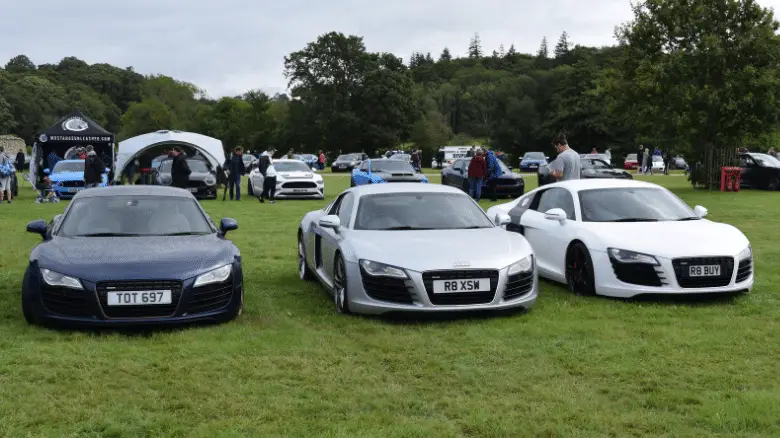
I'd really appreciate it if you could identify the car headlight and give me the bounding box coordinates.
[608,248,660,265]
[507,256,533,275]
[350,161,357,166]
[204,176,216,185]
[317,179,324,185]
[359,259,408,278]
[738,245,752,260]
[40,268,83,290]
[193,264,232,287]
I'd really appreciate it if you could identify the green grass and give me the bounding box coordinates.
[1,173,779,437]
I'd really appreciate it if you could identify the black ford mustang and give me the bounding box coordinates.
[538,157,633,187]
[441,157,525,198]
[22,185,243,328]
[738,153,780,190]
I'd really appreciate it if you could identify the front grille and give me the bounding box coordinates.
[185,280,233,315]
[672,257,735,288]
[497,179,519,187]
[390,173,414,177]
[59,181,83,188]
[40,285,95,318]
[422,270,499,305]
[610,260,666,287]
[736,258,752,283]
[360,268,414,304]
[96,280,182,318]
[187,180,206,188]
[283,181,317,189]
[504,272,534,300]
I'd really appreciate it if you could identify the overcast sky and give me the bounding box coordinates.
[1,0,779,98]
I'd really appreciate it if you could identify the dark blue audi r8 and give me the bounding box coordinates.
[21,185,243,328]
[350,159,428,186]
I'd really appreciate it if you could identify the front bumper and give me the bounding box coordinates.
[331,164,354,172]
[590,250,754,298]
[344,261,538,315]
[519,163,542,172]
[28,272,242,327]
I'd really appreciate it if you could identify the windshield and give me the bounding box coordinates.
[390,154,410,161]
[579,188,697,222]
[653,155,663,162]
[371,160,415,172]
[626,154,637,161]
[160,159,210,173]
[275,161,311,172]
[242,155,254,163]
[52,161,84,173]
[337,154,359,161]
[355,193,493,230]
[523,152,545,160]
[582,159,610,170]
[750,153,780,168]
[58,196,215,237]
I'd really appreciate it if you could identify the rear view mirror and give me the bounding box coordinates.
[26,219,48,240]
[693,205,708,218]
[218,217,238,237]
[544,208,567,224]
[495,213,511,227]
[319,215,341,231]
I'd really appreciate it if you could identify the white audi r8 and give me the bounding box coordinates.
[248,159,325,199]
[485,179,753,298]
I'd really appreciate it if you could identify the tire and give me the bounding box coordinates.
[767,178,779,191]
[565,242,596,296]
[21,269,41,325]
[333,255,351,314]
[247,180,254,196]
[298,235,315,281]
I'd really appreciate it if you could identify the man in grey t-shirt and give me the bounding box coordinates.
[548,134,581,181]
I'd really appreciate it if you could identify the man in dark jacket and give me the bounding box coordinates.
[15,150,25,173]
[467,149,488,201]
[169,146,191,189]
[226,147,246,200]
[83,145,105,188]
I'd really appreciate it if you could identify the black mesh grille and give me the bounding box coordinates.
[185,281,233,315]
[672,257,735,288]
[59,181,83,188]
[504,272,533,300]
[360,268,414,304]
[735,258,752,283]
[40,285,95,318]
[422,270,499,305]
[283,181,317,189]
[610,259,665,287]
[187,180,206,188]
[96,280,182,318]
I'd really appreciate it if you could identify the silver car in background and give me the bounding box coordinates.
[297,184,538,315]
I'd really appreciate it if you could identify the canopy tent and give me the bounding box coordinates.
[31,110,115,183]
[115,130,226,183]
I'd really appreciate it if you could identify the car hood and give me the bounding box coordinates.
[521,159,546,164]
[49,172,84,181]
[584,220,749,258]
[345,228,533,272]
[33,235,237,282]
[279,171,317,180]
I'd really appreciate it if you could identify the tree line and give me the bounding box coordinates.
[1,0,779,186]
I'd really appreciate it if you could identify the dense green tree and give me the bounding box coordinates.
[468,33,482,58]
[5,55,36,74]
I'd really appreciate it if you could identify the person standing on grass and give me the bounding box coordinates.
[169,146,191,189]
[486,149,502,202]
[83,145,104,188]
[258,150,277,203]
[15,150,25,175]
[467,148,488,202]
[0,147,14,203]
[548,134,581,181]
[637,145,644,174]
[226,147,246,201]
[663,151,672,175]
[318,150,325,170]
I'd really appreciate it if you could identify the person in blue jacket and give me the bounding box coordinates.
[485,150,503,202]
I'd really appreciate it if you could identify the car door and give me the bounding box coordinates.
[317,193,355,286]
[519,188,578,280]
[449,160,466,189]
[739,155,758,188]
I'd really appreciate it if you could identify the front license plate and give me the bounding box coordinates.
[339,165,346,169]
[292,188,309,192]
[107,290,172,306]
[688,265,720,277]
[189,188,198,193]
[433,278,490,294]
[67,188,82,193]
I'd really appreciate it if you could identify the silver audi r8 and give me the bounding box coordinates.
[297,183,538,315]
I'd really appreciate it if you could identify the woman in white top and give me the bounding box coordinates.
[260,151,277,203]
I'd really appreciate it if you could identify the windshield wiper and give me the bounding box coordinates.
[611,218,659,222]
[76,232,145,237]
[379,226,434,230]
[676,217,700,221]
[457,225,490,229]
[160,231,211,236]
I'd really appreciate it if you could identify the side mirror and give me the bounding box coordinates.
[318,215,341,231]
[693,205,708,218]
[495,213,511,227]
[43,168,50,175]
[543,208,568,224]
[26,219,48,239]
[546,157,550,161]
[218,217,238,237]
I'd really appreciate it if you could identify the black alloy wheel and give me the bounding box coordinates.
[565,243,596,296]
[333,255,351,314]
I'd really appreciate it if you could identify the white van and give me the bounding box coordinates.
[432,146,474,168]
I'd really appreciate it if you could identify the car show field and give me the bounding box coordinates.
[1,172,779,437]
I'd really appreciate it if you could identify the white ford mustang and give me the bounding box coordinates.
[248,159,325,199]
[485,179,754,298]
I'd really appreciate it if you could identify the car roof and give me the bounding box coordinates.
[346,182,462,196]
[274,159,308,163]
[72,185,196,199]
[543,179,660,193]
